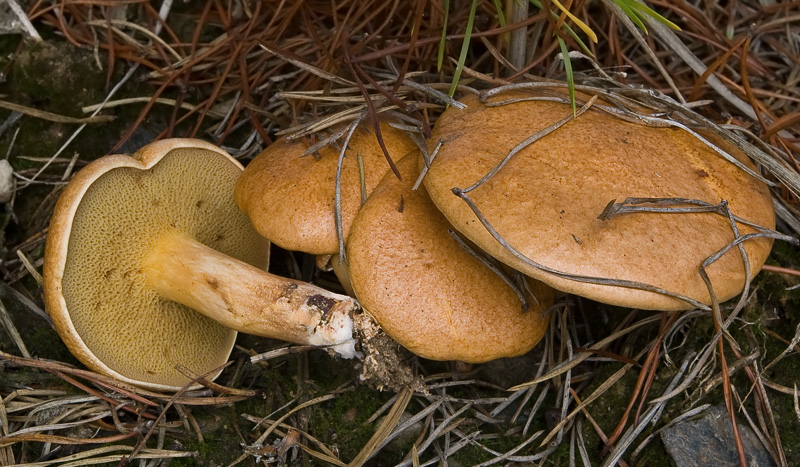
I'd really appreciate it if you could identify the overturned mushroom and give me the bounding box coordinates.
[347,152,554,362]
[44,139,359,391]
[423,88,775,310]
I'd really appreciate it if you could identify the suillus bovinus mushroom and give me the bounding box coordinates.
[423,88,775,311]
[44,139,359,391]
[234,118,419,256]
[347,152,554,362]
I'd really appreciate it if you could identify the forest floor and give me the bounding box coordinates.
[0,1,799,466]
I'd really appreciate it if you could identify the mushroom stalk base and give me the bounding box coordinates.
[145,232,359,358]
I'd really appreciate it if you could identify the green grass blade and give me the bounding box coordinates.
[448,0,478,96]
[613,0,647,32]
[527,0,593,57]
[493,0,507,28]
[437,0,450,71]
[558,36,576,116]
[560,18,593,56]
[551,0,597,42]
[613,0,681,32]
[628,0,681,30]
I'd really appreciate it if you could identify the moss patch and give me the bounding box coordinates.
[13,41,105,116]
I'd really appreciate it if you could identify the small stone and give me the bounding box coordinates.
[0,2,25,36]
[0,160,14,204]
[661,405,776,467]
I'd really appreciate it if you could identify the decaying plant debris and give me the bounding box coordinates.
[0,1,799,466]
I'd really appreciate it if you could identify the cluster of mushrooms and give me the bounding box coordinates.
[43,86,776,392]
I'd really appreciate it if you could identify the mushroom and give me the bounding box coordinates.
[234,119,419,255]
[347,151,553,362]
[44,139,359,391]
[423,89,775,310]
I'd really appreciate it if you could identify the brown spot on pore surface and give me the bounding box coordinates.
[696,169,710,178]
[397,195,405,213]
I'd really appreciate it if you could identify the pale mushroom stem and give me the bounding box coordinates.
[144,232,360,358]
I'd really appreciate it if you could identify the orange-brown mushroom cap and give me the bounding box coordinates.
[347,152,553,362]
[234,119,418,255]
[423,89,775,310]
[44,139,270,391]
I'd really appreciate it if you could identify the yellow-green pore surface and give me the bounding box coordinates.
[423,90,775,310]
[59,148,268,388]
